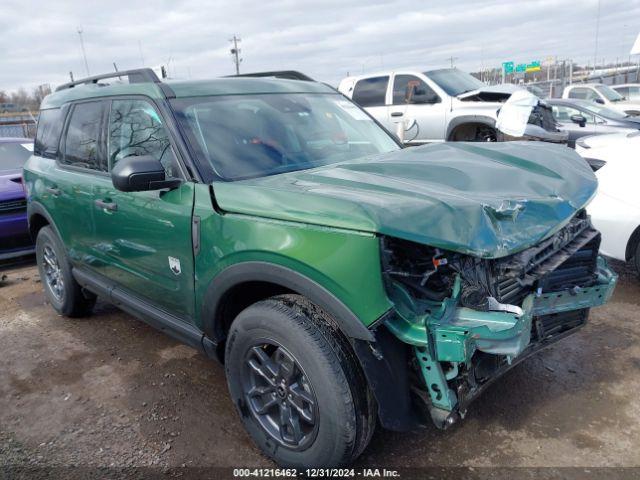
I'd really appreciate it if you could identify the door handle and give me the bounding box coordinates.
[390,112,404,117]
[45,187,61,196]
[95,199,118,212]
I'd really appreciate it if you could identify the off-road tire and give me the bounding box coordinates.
[36,226,96,317]
[634,242,640,279]
[225,294,376,467]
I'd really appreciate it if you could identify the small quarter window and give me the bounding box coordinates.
[34,108,63,158]
[61,101,106,171]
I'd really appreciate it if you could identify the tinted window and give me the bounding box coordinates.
[61,102,106,171]
[34,108,63,158]
[108,99,179,177]
[352,76,389,107]
[0,142,32,172]
[172,93,399,181]
[393,75,438,105]
[568,88,597,101]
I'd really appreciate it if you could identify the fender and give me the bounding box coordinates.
[27,201,64,243]
[201,261,375,343]
[446,114,496,140]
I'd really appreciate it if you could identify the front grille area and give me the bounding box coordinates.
[0,198,27,214]
[531,308,589,342]
[489,215,600,305]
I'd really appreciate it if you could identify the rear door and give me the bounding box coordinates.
[44,100,108,264]
[91,97,196,320]
[351,76,392,131]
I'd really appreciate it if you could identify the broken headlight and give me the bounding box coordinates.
[380,236,495,310]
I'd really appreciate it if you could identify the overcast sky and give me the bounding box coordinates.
[1,0,638,93]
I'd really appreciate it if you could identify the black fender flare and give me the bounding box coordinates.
[446,115,496,140]
[201,261,375,343]
[27,201,63,242]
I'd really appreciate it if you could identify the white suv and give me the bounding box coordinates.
[338,68,566,145]
[562,83,640,116]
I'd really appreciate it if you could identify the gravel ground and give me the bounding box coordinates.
[1,258,639,479]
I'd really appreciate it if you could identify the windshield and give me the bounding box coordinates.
[171,93,399,181]
[423,68,486,96]
[577,101,629,119]
[0,142,32,172]
[594,85,625,102]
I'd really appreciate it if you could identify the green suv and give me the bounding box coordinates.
[24,69,617,467]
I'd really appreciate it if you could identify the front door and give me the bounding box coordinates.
[388,74,447,143]
[91,98,196,320]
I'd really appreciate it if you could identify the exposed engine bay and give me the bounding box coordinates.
[380,211,614,428]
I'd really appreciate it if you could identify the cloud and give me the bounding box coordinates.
[0,0,638,93]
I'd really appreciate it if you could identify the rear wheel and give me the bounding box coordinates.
[225,294,375,467]
[36,226,96,317]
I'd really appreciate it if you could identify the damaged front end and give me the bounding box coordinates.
[381,211,617,428]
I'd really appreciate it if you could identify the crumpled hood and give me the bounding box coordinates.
[457,83,523,101]
[214,142,597,258]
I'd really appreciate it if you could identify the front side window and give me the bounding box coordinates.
[61,101,106,171]
[352,76,389,107]
[34,108,63,158]
[171,93,399,181]
[392,75,438,105]
[107,99,179,177]
[552,105,595,124]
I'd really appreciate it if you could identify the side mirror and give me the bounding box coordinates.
[111,155,181,192]
[594,98,605,105]
[570,114,587,127]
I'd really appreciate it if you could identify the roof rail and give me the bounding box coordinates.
[55,68,162,92]
[229,70,315,82]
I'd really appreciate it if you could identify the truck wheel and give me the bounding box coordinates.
[225,294,375,467]
[36,226,96,317]
[634,242,640,278]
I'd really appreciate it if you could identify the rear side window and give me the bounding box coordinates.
[568,88,597,101]
[352,76,389,107]
[61,101,106,171]
[34,108,63,158]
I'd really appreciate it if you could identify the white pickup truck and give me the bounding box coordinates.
[338,68,567,145]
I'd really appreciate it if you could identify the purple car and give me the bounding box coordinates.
[1,137,34,260]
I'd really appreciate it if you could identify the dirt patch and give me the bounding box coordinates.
[1,259,639,473]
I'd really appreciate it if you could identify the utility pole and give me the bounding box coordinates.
[77,26,90,77]
[593,0,601,72]
[447,56,459,68]
[229,35,242,75]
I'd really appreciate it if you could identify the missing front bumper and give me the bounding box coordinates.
[386,256,617,428]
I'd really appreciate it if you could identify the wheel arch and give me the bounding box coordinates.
[201,261,376,350]
[27,201,61,242]
[625,224,640,261]
[446,115,497,141]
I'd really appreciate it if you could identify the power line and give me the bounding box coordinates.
[229,35,242,75]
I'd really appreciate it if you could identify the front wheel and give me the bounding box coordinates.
[225,295,375,467]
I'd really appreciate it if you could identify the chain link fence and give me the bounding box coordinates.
[0,114,36,139]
